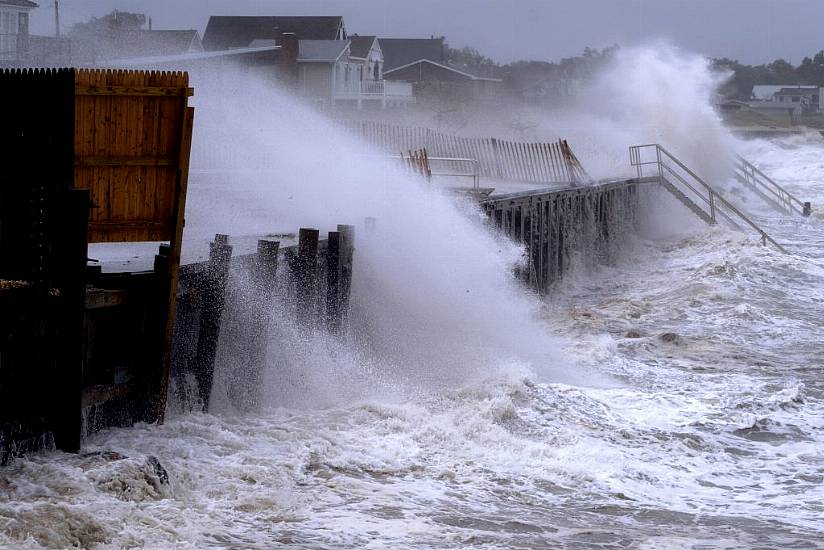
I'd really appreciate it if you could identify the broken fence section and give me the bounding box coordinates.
[341,120,590,184]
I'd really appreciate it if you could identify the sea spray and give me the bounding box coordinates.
[183,73,579,411]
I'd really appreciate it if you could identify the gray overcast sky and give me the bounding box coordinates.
[31,0,824,65]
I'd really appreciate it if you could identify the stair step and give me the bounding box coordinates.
[660,177,714,224]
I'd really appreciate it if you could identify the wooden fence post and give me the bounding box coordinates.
[193,234,232,410]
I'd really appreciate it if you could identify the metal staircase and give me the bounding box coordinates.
[733,155,811,217]
[629,144,788,253]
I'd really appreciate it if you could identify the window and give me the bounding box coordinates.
[792,96,800,102]
[18,12,28,35]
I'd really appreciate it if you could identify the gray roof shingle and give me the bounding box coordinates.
[0,0,38,8]
[202,16,344,50]
[378,38,444,71]
[349,35,376,59]
[298,39,349,62]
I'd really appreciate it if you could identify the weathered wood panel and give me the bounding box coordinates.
[73,69,193,243]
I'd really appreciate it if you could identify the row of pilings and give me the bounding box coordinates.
[166,226,355,416]
[481,180,642,294]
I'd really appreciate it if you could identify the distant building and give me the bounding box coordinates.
[349,35,382,82]
[201,17,413,108]
[202,16,346,50]
[379,37,502,101]
[750,84,822,113]
[773,86,823,113]
[0,0,36,64]
[379,37,446,73]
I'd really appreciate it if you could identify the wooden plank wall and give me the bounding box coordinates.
[73,69,193,243]
[341,120,590,184]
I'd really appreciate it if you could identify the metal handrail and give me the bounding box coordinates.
[734,155,808,216]
[629,144,787,253]
[427,156,480,189]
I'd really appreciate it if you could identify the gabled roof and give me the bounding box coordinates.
[298,40,349,63]
[0,0,38,8]
[379,38,444,71]
[349,35,377,59]
[383,58,502,82]
[202,16,345,51]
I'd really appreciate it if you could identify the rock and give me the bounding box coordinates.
[147,456,169,485]
[625,330,642,338]
[81,451,127,462]
[658,332,683,345]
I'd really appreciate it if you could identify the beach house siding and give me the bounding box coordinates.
[0,0,35,63]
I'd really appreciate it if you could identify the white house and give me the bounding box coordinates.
[295,38,412,108]
[0,0,36,63]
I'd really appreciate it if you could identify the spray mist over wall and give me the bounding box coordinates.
[183,70,576,410]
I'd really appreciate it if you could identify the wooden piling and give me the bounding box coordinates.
[242,239,279,411]
[137,243,172,423]
[326,231,342,334]
[294,228,320,325]
[193,234,232,410]
[337,225,355,326]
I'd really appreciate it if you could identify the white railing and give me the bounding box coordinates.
[335,80,413,99]
[384,80,413,97]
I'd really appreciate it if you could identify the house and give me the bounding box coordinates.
[349,35,382,82]
[295,38,352,102]
[292,37,412,108]
[201,17,412,108]
[772,86,823,113]
[379,37,502,101]
[202,16,346,50]
[380,37,446,72]
[751,84,822,113]
[0,0,36,64]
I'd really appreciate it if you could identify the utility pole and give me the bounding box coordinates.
[54,0,60,37]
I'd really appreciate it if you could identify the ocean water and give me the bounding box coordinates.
[1,133,823,549]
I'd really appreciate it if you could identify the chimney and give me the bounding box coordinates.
[277,32,300,86]
[279,32,298,64]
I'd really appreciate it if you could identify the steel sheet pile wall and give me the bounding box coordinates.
[481,180,642,294]
[0,68,84,460]
[341,120,589,184]
[170,227,355,414]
